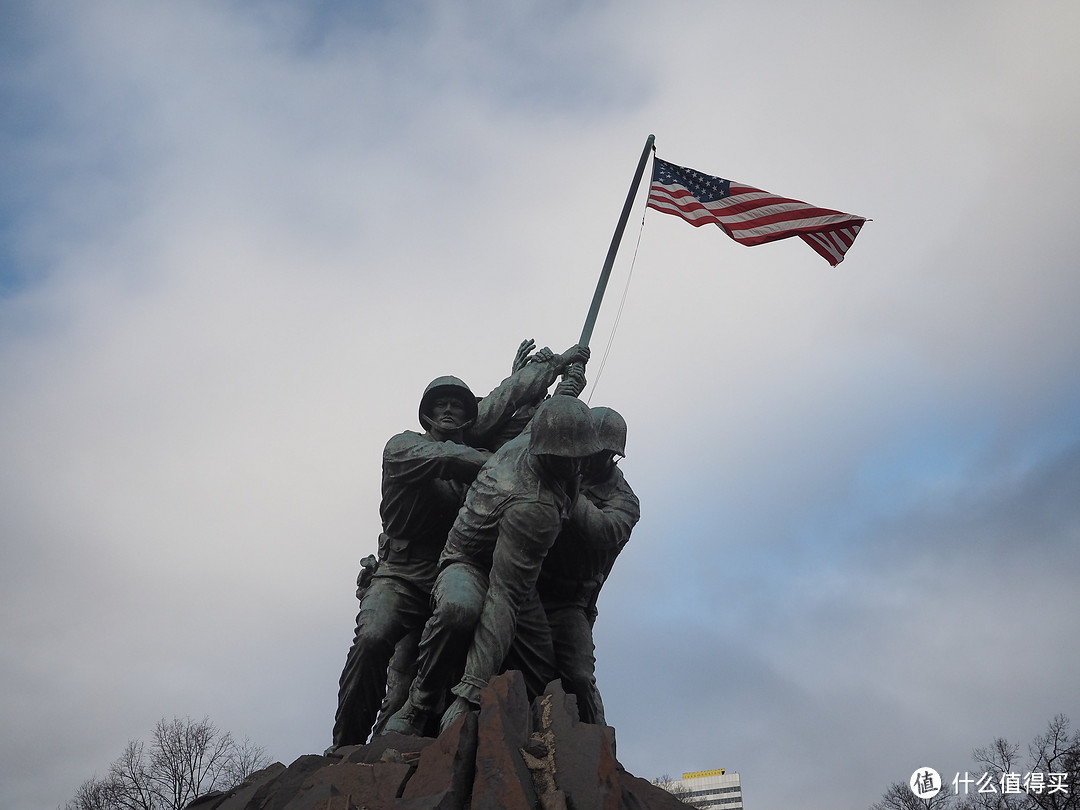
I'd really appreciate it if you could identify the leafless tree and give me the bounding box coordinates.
[64,716,271,810]
[870,780,963,810]
[64,776,115,810]
[871,716,1079,810]
[1026,715,1080,810]
[964,736,1028,810]
[651,774,710,809]
[223,735,274,789]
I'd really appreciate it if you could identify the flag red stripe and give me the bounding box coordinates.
[647,163,867,267]
[650,185,853,230]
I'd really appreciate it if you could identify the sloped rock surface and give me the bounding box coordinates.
[188,672,688,810]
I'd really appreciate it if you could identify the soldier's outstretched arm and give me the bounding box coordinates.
[472,345,579,443]
[383,432,490,485]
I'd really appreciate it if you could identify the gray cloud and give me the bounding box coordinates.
[2,2,1079,809]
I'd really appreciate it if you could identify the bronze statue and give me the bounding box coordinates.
[537,406,639,725]
[383,395,602,737]
[332,343,590,747]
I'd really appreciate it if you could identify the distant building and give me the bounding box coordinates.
[667,769,743,809]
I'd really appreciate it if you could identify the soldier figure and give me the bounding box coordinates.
[384,395,602,737]
[538,406,639,725]
[332,345,590,747]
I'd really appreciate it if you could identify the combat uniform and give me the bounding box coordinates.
[386,397,601,736]
[332,360,571,747]
[538,465,639,725]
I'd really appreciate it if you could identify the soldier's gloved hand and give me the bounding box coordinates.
[512,339,536,374]
[554,364,587,397]
[356,554,379,600]
[532,346,555,364]
[557,344,590,370]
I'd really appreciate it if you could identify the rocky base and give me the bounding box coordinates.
[188,671,688,810]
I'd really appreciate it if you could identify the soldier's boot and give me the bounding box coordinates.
[439,695,477,734]
[381,698,432,738]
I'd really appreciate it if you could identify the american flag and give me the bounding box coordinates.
[647,157,867,266]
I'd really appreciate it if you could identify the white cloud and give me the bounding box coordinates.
[2,2,1080,808]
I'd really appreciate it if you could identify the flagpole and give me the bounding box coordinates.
[578,133,655,347]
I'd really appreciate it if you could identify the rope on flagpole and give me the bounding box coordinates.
[573,134,655,402]
[586,205,649,405]
[577,134,655,348]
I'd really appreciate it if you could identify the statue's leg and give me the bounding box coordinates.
[384,563,486,736]
[547,605,604,725]
[452,523,553,707]
[371,629,420,736]
[502,591,556,701]
[332,576,418,746]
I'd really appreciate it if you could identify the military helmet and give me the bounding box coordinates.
[590,406,627,457]
[528,396,602,458]
[418,375,478,430]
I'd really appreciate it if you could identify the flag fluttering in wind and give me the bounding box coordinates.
[647,157,867,266]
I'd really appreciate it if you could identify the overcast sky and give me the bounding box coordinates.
[2,2,1079,809]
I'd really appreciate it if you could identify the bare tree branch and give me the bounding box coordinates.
[871,780,965,810]
[63,716,272,810]
[871,716,1080,810]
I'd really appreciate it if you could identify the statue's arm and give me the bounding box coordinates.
[471,343,592,444]
[569,477,640,551]
[382,432,490,485]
